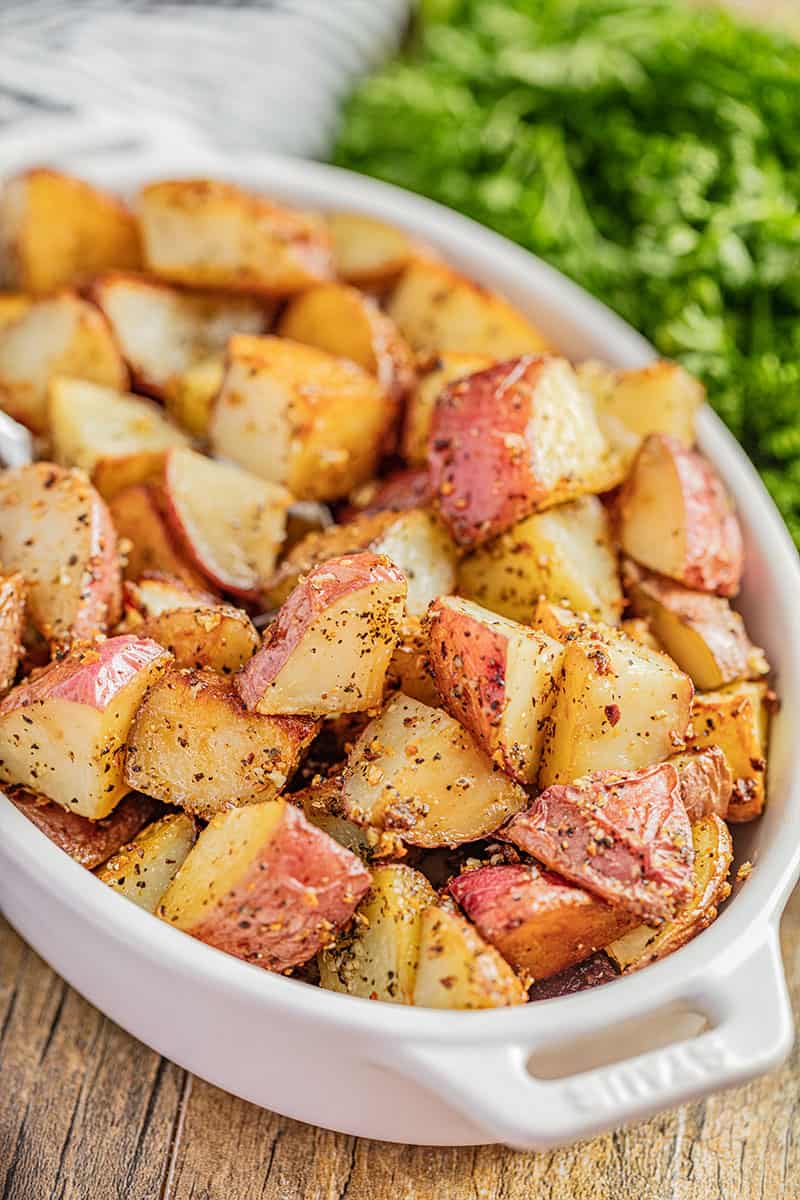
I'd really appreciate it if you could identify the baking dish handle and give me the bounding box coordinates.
[394,929,793,1150]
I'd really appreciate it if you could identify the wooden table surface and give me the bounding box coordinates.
[3,1,799,1196]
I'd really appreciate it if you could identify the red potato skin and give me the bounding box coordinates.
[236,551,406,711]
[428,357,550,546]
[0,573,25,694]
[426,597,507,757]
[341,467,433,521]
[9,789,158,868]
[675,747,732,823]
[187,804,371,971]
[504,764,694,923]
[0,633,168,715]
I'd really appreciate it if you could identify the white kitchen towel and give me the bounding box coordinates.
[0,0,410,162]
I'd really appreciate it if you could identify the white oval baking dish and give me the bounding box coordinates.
[1,139,799,1151]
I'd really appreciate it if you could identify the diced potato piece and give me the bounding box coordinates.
[0,635,171,818]
[48,378,188,500]
[539,623,694,787]
[0,293,127,433]
[341,694,528,848]
[385,616,440,708]
[238,552,406,716]
[0,294,31,328]
[606,815,732,972]
[327,211,415,285]
[450,864,634,981]
[108,483,209,589]
[319,864,437,1002]
[457,495,622,625]
[159,798,371,971]
[618,434,743,597]
[505,763,694,923]
[427,596,563,784]
[297,775,405,862]
[138,179,332,294]
[624,562,765,690]
[161,446,291,599]
[413,905,527,1009]
[578,360,703,449]
[386,258,550,356]
[0,169,140,293]
[10,790,158,869]
[125,667,318,819]
[429,357,610,546]
[344,466,432,520]
[211,334,393,501]
[402,352,493,466]
[134,604,259,674]
[97,812,197,911]
[92,273,271,397]
[688,682,769,822]
[0,572,25,695]
[0,462,121,644]
[264,512,396,609]
[278,282,415,405]
[670,746,733,823]
[163,354,224,437]
[122,574,218,620]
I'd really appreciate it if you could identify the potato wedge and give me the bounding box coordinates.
[341,694,528,848]
[0,573,25,695]
[457,495,622,625]
[297,774,405,862]
[623,561,764,690]
[413,905,527,1009]
[92,273,271,397]
[238,552,406,716]
[9,789,158,869]
[0,292,128,433]
[138,178,332,294]
[97,812,197,911]
[327,211,415,285]
[578,360,703,449]
[402,352,493,466]
[427,596,563,784]
[0,635,171,818]
[505,763,694,923]
[49,378,188,500]
[688,681,769,822]
[211,334,393,501]
[159,798,371,971]
[0,462,121,644]
[539,623,694,787]
[163,354,224,437]
[606,815,732,972]
[0,168,140,293]
[108,483,209,589]
[125,666,318,819]
[318,864,437,1002]
[449,864,634,981]
[160,446,291,599]
[429,357,610,546]
[670,746,732,823]
[122,574,218,620]
[386,258,550,356]
[618,434,743,597]
[134,604,259,674]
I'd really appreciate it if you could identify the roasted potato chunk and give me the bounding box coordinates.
[0,572,25,695]
[344,466,432,520]
[413,905,527,1009]
[327,211,415,285]
[402,352,493,466]
[578,360,703,449]
[296,774,405,862]
[97,812,197,911]
[319,864,437,1002]
[688,682,769,822]
[0,294,31,328]
[670,746,733,822]
[341,694,528,848]
[132,604,259,674]
[163,354,224,437]
[10,790,158,869]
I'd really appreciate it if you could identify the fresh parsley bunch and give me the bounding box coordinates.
[334,0,800,546]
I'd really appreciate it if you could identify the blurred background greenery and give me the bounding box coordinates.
[334,0,800,546]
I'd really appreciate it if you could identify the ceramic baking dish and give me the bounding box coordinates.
[1,136,799,1150]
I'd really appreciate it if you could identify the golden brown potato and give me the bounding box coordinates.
[10,790,158,869]
[133,604,259,674]
[163,354,224,437]
[0,168,140,293]
[210,334,393,501]
[386,258,550,356]
[0,294,31,328]
[0,572,25,695]
[318,864,437,1002]
[413,905,528,1009]
[327,211,415,285]
[457,495,622,625]
[48,378,188,500]
[341,694,528,848]
[578,360,703,449]
[620,617,662,652]
[120,574,218,622]
[402,352,493,466]
[449,864,634,981]
[0,292,128,433]
[125,666,318,819]
[606,815,732,972]
[92,273,272,397]
[158,798,371,971]
[530,598,589,642]
[97,812,197,911]
[108,483,209,590]
[539,622,694,788]
[688,681,769,822]
[296,774,406,862]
